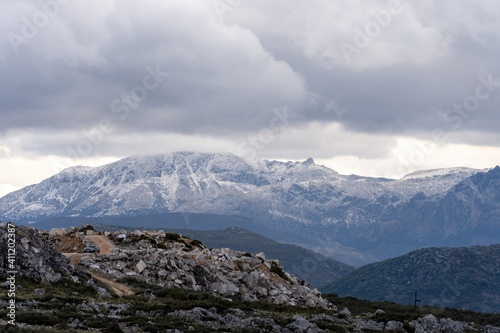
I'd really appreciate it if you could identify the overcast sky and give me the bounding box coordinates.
[1,0,500,197]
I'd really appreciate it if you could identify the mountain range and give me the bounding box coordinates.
[1,151,499,265]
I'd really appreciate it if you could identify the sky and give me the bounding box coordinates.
[1,0,500,197]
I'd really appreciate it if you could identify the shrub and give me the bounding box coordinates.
[103,322,124,333]
[190,239,203,248]
[270,264,291,283]
[164,233,181,241]
[78,225,97,235]
[16,312,60,326]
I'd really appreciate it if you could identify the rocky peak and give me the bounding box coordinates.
[303,157,315,166]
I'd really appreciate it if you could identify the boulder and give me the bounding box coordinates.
[136,260,147,273]
[210,282,227,295]
[255,252,266,261]
[386,321,403,331]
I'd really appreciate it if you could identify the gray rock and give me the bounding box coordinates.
[157,269,169,279]
[34,288,46,295]
[254,286,268,297]
[97,287,112,299]
[136,260,147,273]
[243,272,260,289]
[287,315,321,332]
[305,297,316,307]
[385,321,403,331]
[355,319,385,331]
[210,282,227,295]
[340,307,351,316]
[274,294,289,304]
[255,252,266,261]
[79,256,93,265]
[0,225,90,283]
[269,289,280,296]
[110,253,128,261]
[130,254,143,261]
[230,308,246,317]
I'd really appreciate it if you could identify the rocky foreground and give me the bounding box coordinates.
[42,226,332,308]
[1,223,500,332]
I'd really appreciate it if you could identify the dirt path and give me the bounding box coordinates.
[86,235,115,254]
[88,271,135,296]
[63,235,133,297]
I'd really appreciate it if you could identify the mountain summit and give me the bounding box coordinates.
[0,152,496,265]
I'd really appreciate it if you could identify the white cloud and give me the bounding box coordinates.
[318,137,500,179]
[0,154,120,198]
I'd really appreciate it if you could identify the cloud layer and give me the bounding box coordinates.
[1,0,500,196]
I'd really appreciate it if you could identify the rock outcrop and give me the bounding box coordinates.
[0,223,89,283]
[64,228,334,309]
[409,314,476,333]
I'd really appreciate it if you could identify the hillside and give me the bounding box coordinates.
[323,244,500,313]
[2,223,500,332]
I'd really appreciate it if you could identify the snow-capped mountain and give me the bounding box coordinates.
[0,152,496,264]
[0,152,476,222]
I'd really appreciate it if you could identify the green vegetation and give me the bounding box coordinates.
[189,238,203,248]
[164,232,181,241]
[156,242,167,249]
[0,273,499,332]
[270,263,292,283]
[324,294,500,327]
[78,224,98,235]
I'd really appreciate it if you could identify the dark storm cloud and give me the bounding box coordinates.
[227,0,500,142]
[1,0,499,159]
[0,0,306,139]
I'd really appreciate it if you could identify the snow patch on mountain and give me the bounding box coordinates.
[0,152,483,226]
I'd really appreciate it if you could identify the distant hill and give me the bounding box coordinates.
[323,244,500,313]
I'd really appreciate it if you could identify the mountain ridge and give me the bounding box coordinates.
[0,151,496,265]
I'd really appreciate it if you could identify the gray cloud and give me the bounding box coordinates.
[1,0,499,161]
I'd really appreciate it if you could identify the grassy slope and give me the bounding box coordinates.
[1,273,499,332]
